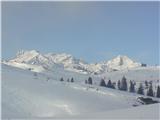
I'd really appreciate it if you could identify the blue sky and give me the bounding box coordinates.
[2,2,159,65]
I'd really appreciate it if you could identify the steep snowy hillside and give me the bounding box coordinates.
[3,64,159,119]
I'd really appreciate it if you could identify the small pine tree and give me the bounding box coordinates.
[28,68,32,71]
[137,83,144,95]
[88,77,92,85]
[120,76,127,91]
[60,77,64,82]
[117,80,121,90]
[145,80,148,88]
[100,79,107,87]
[67,78,70,82]
[156,86,160,98]
[147,84,154,97]
[105,80,115,89]
[71,77,74,82]
[129,80,135,93]
[107,80,112,88]
[129,80,132,92]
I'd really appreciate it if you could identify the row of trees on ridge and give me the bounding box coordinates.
[59,76,160,98]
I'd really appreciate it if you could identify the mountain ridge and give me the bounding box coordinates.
[3,50,144,74]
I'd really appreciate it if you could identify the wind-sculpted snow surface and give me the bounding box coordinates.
[3,64,158,119]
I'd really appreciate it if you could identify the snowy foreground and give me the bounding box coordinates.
[2,64,160,119]
[70,103,160,119]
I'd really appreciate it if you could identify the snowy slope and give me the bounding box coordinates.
[3,64,158,119]
[99,66,160,82]
[71,103,160,119]
[2,60,45,72]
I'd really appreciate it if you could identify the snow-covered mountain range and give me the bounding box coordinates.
[2,50,160,119]
[3,50,143,74]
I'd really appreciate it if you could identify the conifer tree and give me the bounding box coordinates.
[156,86,160,98]
[88,77,92,85]
[147,83,154,97]
[118,80,121,90]
[60,77,64,82]
[71,77,74,82]
[129,80,135,93]
[120,76,128,91]
[100,79,107,87]
[106,80,115,89]
[107,80,112,88]
[145,80,148,88]
[137,83,144,95]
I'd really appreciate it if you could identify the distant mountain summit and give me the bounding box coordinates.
[3,50,143,74]
[106,55,141,71]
